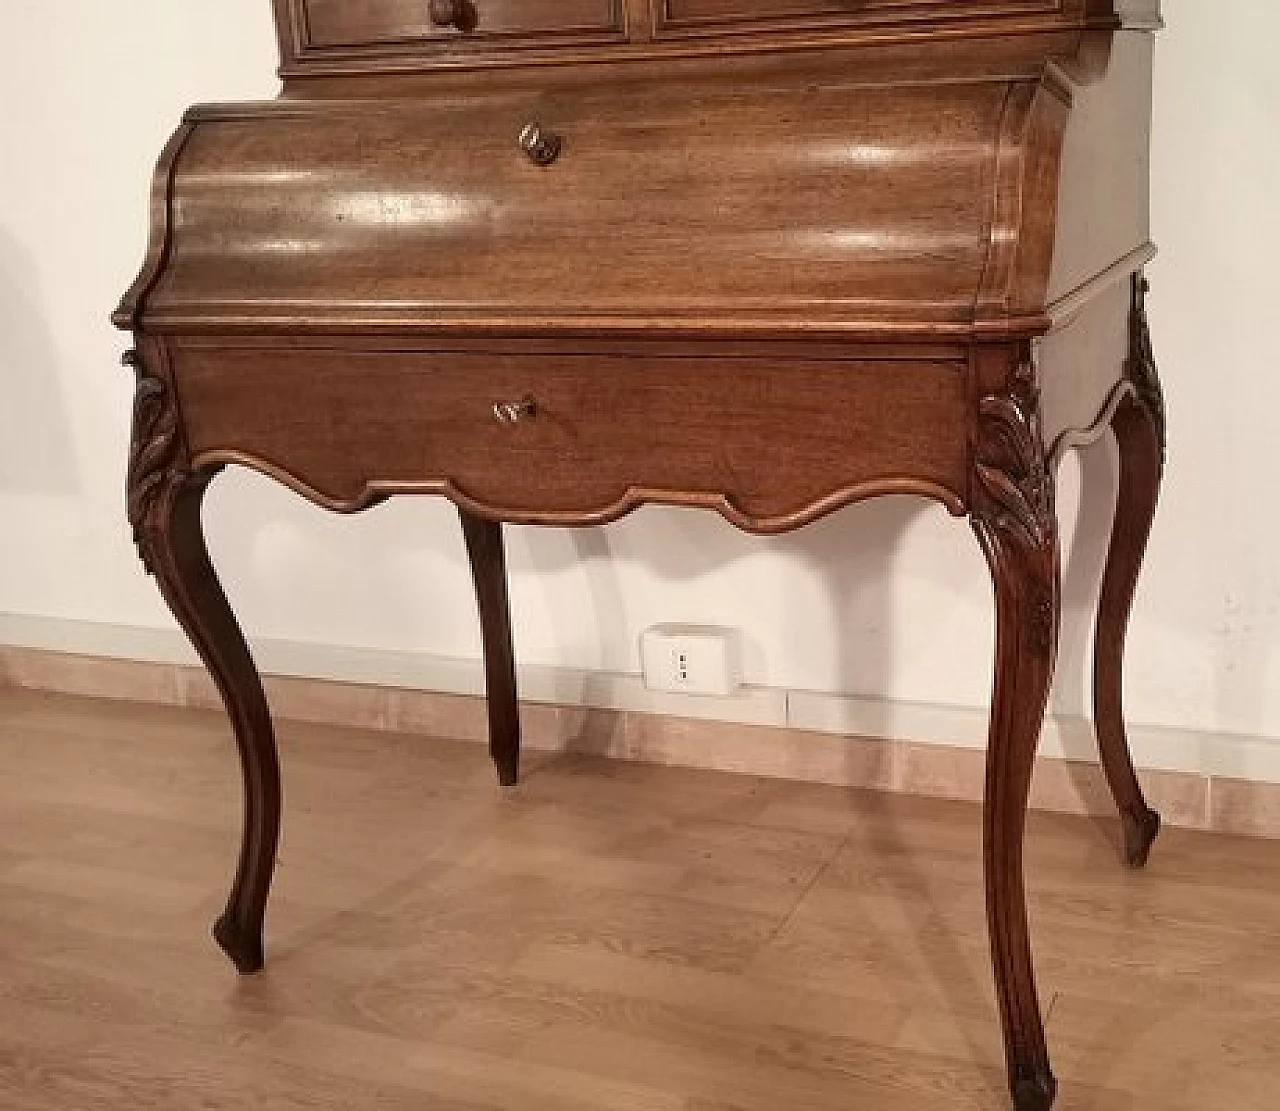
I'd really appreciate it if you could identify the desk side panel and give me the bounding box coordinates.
[1038,277,1131,456]
[1047,29,1155,306]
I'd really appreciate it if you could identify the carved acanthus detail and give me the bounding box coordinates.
[124,349,186,573]
[971,359,1059,655]
[973,360,1055,552]
[1126,273,1166,460]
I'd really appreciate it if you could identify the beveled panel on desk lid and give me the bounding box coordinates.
[138,79,1032,334]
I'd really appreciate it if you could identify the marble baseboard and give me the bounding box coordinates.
[3,644,1276,841]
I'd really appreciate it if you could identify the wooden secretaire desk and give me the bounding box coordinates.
[115,3,1167,1107]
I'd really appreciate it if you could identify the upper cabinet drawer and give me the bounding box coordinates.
[653,0,1067,38]
[286,0,626,60]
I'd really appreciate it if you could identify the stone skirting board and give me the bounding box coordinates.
[3,641,1280,842]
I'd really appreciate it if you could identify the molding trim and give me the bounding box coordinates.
[1,611,1277,777]
[3,613,1280,839]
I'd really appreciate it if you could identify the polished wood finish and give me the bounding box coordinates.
[127,83,1024,333]
[299,0,623,50]
[125,345,281,975]
[971,352,1062,1111]
[173,345,969,527]
[270,0,1160,75]
[115,5,1165,1107]
[1093,278,1164,869]
[5,689,1279,1111]
[459,509,521,785]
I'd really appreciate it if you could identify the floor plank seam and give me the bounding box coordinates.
[6,690,1280,1109]
[1044,988,1062,1026]
[754,827,853,957]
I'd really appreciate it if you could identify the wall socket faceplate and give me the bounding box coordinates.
[640,624,742,697]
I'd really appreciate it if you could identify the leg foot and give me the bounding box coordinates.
[495,754,520,789]
[459,509,522,787]
[213,912,265,975]
[1013,1060,1058,1111]
[1092,275,1166,869]
[1121,806,1161,869]
[127,354,282,975]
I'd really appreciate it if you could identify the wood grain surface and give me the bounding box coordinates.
[173,345,969,525]
[271,0,1160,74]
[0,686,1274,1111]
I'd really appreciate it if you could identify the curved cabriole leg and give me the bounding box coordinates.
[126,352,281,974]
[1093,395,1162,866]
[459,509,521,786]
[972,362,1061,1111]
[144,472,282,973]
[1092,275,1165,868]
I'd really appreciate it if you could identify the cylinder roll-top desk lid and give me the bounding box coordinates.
[115,0,1163,341]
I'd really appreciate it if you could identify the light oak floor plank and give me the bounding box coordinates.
[1,687,1278,1109]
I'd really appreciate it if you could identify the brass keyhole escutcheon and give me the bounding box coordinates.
[493,397,538,425]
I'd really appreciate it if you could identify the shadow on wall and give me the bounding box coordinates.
[516,497,928,724]
[780,496,946,701]
[519,472,1118,710]
[1056,442,1120,729]
[511,438,1129,814]
[0,226,79,495]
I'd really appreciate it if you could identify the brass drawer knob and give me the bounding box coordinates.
[428,0,475,30]
[518,123,562,167]
[493,397,538,425]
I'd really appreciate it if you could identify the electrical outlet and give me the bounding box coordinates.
[640,625,742,697]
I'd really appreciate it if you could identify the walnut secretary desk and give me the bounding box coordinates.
[115,2,1168,1107]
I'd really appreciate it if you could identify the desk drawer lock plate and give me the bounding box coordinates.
[518,123,562,166]
[492,397,538,425]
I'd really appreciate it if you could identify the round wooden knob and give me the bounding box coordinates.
[518,123,562,167]
[429,0,473,30]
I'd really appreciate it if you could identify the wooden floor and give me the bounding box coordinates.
[2,689,1279,1110]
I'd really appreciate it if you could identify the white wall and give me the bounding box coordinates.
[0,2,1277,763]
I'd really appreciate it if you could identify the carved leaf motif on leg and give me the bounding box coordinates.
[1127,274,1166,460]
[974,362,1055,549]
[123,349,188,574]
[972,359,1058,633]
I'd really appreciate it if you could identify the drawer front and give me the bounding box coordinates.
[175,348,969,529]
[653,0,1064,38]
[296,0,625,53]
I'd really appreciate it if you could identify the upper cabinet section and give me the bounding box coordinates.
[273,0,1159,76]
